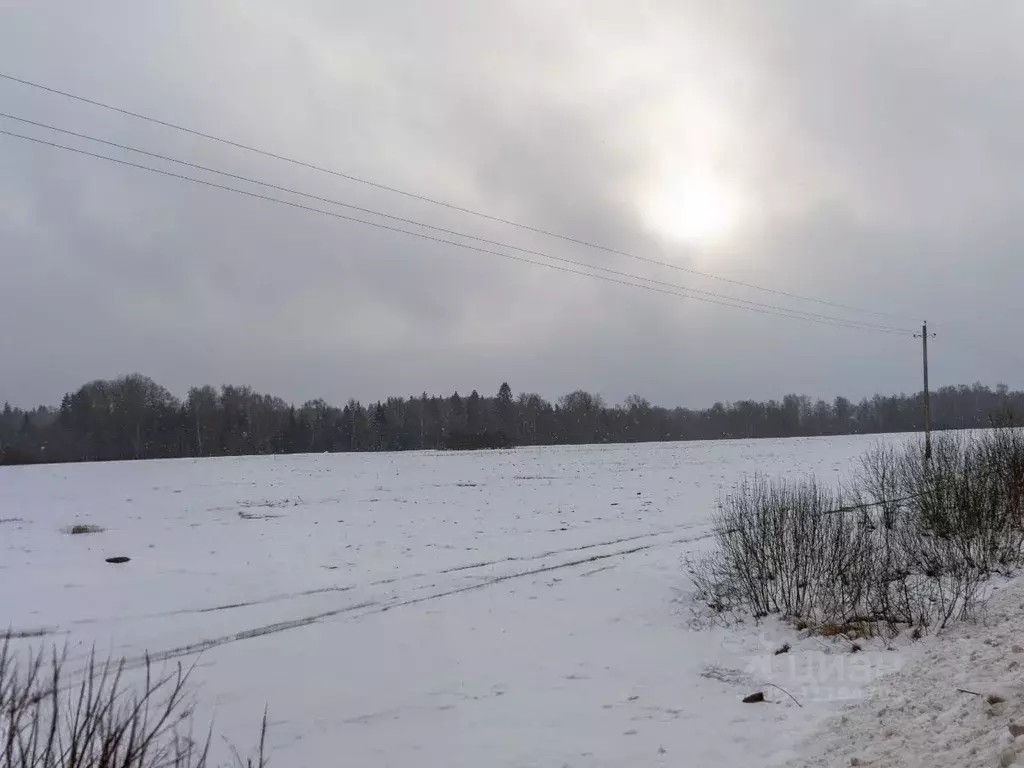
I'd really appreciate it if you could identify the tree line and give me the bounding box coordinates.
[0,374,1020,465]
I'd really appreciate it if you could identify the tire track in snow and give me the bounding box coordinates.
[51,521,712,632]
[55,599,380,682]
[133,599,379,666]
[85,526,716,672]
[64,583,360,627]
[367,528,717,616]
[431,526,700,575]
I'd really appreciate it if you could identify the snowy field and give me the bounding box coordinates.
[0,434,966,766]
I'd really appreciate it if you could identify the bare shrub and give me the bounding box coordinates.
[691,429,1024,636]
[851,429,1024,631]
[0,640,267,768]
[690,475,874,626]
[858,429,1024,576]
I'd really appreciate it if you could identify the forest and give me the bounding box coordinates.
[0,375,1020,464]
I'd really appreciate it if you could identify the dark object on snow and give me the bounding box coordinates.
[67,524,104,535]
[742,692,765,703]
[105,556,130,564]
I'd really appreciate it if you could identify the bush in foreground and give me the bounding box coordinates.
[0,641,267,768]
[689,428,1024,635]
[858,429,1024,576]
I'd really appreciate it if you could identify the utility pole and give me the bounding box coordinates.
[914,321,936,460]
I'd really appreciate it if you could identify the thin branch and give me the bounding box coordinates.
[764,681,804,708]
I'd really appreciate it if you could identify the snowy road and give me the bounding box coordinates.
[1,436,903,766]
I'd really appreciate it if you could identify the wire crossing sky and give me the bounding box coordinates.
[0,70,920,325]
[1,2,1021,407]
[0,116,915,335]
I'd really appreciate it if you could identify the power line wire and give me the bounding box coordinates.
[0,70,919,323]
[0,112,915,335]
[0,127,914,336]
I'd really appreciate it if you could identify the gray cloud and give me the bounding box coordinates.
[2,1,1023,409]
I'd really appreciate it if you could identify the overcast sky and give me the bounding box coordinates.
[2,1,1023,409]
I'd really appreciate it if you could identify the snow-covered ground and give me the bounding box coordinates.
[787,574,1024,768]
[0,435,963,766]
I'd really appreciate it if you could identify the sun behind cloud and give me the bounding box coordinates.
[640,171,744,247]
[632,93,754,251]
